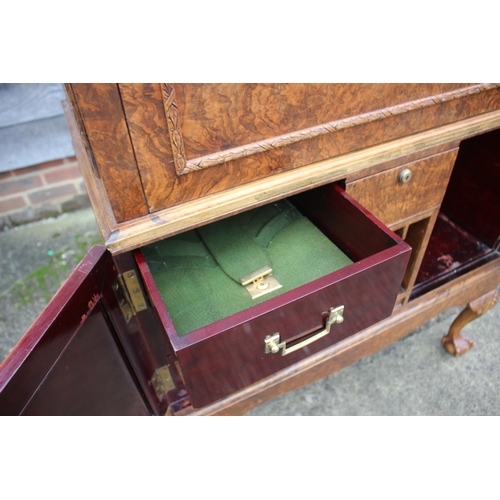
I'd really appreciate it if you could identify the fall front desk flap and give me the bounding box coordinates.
[143,200,353,336]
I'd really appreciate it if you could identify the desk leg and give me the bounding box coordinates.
[442,289,499,356]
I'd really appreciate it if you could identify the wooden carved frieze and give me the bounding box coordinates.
[162,83,500,176]
[161,84,188,176]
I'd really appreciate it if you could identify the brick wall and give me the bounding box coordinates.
[0,156,90,229]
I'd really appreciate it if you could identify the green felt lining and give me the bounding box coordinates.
[144,203,353,337]
[197,218,271,283]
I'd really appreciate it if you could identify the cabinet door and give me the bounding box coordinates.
[0,246,151,416]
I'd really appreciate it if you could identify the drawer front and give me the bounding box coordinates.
[345,150,458,226]
[137,185,411,409]
[176,249,409,408]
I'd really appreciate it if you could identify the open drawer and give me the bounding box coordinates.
[135,184,411,408]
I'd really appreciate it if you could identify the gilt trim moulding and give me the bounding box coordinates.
[162,83,500,176]
[104,109,500,254]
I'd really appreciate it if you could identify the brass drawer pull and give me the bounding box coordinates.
[264,306,344,356]
[398,168,412,184]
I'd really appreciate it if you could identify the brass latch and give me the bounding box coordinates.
[112,270,148,323]
[151,365,175,401]
[239,265,282,299]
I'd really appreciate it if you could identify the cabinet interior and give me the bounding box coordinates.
[409,129,500,300]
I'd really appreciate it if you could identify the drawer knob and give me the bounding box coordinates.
[264,305,344,356]
[399,168,412,184]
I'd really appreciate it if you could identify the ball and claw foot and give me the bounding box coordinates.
[441,289,499,357]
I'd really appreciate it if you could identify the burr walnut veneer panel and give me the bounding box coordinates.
[68,84,500,225]
[346,149,458,227]
[125,84,500,213]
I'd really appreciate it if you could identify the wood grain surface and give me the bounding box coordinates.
[132,83,500,212]
[442,289,499,356]
[174,84,470,162]
[346,149,458,226]
[70,83,500,218]
[68,84,149,223]
[65,84,500,251]
[96,110,500,254]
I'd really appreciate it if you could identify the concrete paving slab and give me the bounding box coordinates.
[0,208,102,360]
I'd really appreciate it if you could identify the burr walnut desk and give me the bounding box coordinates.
[1,84,499,415]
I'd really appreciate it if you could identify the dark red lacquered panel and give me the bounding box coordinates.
[292,184,397,261]
[177,247,409,408]
[441,128,500,248]
[0,246,150,416]
[22,303,150,416]
[415,213,492,285]
[411,213,500,300]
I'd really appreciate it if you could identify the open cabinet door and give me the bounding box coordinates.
[0,246,152,416]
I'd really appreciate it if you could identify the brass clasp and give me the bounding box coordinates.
[239,265,282,299]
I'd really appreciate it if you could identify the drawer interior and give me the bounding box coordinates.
[135,183,410,407]
[139,183,404,339]
[142,199,353,336]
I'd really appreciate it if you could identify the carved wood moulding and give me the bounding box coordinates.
[161,84,188,177]
[161,83,500,176]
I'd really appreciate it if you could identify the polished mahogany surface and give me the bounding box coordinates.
[410,128,500,300]
[21,303,151,416]
[0,246,150,416]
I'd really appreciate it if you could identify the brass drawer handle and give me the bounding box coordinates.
[264,306,344,356]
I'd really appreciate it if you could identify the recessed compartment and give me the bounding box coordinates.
[135,184,411,408]
[411,129,500,299]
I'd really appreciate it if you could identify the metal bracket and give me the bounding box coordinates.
[112,270,148,323]
[151,366,175,401]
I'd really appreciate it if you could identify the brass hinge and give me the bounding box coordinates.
[151,365,175,401]
[112,269,148,323]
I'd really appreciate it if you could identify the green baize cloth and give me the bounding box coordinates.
[143,200,353,336]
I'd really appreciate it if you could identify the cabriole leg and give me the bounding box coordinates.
[442,289,499,356]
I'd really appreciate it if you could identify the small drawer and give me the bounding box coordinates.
[345,150,457,227]
[136,184,411,408]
